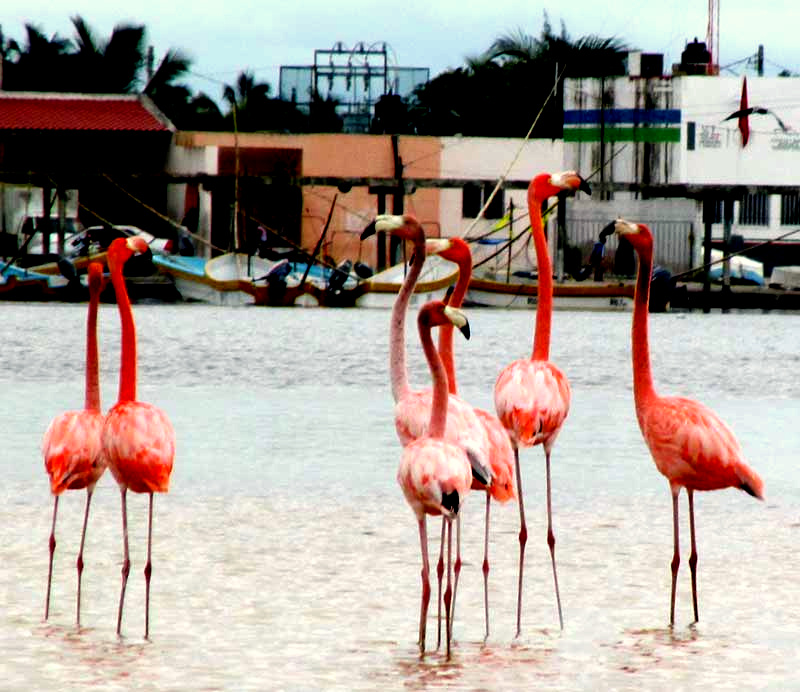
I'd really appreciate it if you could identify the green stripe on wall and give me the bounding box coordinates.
[564,127,681,143]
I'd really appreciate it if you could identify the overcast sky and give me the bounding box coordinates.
[3,0,797,101]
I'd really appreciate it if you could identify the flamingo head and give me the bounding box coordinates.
[360,213,424,243]
[107,235,152,272]
[529,170,591,205]
[611,218,653,254]
[418,300,470,340]
[425,237,471,268]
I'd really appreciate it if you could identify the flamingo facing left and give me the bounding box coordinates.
[102,236,175,639]
[398,300,473,659]
[609,218,765,626]
[42,261,106,626]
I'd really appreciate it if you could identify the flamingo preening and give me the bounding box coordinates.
[42,261,106,626]
[102,236,175,638]
[608,218,764,626]
[397,300,472,658]
[435,237,516,641]
[494,171,591,635]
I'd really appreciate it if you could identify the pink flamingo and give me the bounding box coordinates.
[42,261,106,626]
[101,236,175,638]
[436,237,516,641]
[494,170,591,635]
[397,299,473,658]
[609,218,764,626]
[361,216,491,648]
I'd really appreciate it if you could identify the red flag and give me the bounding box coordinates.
[738,77,750,147]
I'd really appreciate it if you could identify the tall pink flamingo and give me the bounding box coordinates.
[397,299,472,658]
[102,236,175,639]
[609,218,764,625]
[494,170,591,635]
[435,237,516,641]
[361,216,491,648]
[42,261,106,626]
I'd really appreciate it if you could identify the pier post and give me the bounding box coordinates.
[702,198,714,314]
[722,197,734,313]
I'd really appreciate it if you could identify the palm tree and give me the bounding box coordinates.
[2,23,71,91]
[68,15,145,93]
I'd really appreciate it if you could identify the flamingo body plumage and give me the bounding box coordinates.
[103,401,174,494]
[494,359,570,451]
[611,217,764,625]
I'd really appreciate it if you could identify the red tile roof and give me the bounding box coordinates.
[0,93,173,132]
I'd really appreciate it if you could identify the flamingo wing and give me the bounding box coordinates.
[397,438,472,518]
[640,396,754,492]
[102,401,175,494]
[494,359,571,449]
[43,410,105,493]
[474,408,516,501]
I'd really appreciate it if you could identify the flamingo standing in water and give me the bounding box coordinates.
[361,216,491,648]
[435,237,516,641]
[397,300,473,658]
[609,218,764,626]
[42,261,106,626]
[494,170,591,635]
[102,236,175,638]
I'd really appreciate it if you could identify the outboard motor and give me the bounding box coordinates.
[650,266,675,313]
[353,261,373,279]
[327,259,352,293]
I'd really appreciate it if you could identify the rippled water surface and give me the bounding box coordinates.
[3,303,799,690]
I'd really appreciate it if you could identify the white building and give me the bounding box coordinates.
[563,61,800,273]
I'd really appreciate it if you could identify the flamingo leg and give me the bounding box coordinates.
[514,447,527,638]
[450,515,462,647]
[117,487,131,637]
[545,449,564,630]
[144,493,154,639]
[669,485,681,627]
[417,517,430,655]
[45,495,59,620]
[76,488,94,627]
[482,492,491,641]
[687,489,699,624]
[443,518,453,660]
[435,518,445,649]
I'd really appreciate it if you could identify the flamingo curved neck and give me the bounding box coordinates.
[438,254,471,395]
[109,256,137,403]
[632,245,657,407]
[84,288,101,412]
[530,198,553,361]
[390,235,425,403]
[420,320,447,438]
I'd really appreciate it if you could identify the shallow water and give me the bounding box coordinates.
[3,303,799,690]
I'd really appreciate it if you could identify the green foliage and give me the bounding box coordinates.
[0,13,628,135]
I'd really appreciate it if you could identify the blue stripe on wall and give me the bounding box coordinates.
[564,108,681,125]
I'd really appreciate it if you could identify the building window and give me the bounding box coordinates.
[738,192,769,226]
[462,183,504,219]
[780,192,800,225]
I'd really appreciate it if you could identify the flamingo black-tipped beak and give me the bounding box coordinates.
[599,220,616,242]
[579,177,592,196]
[360,221,377,240]
[458,320,470,340]
[443,284,455,305]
